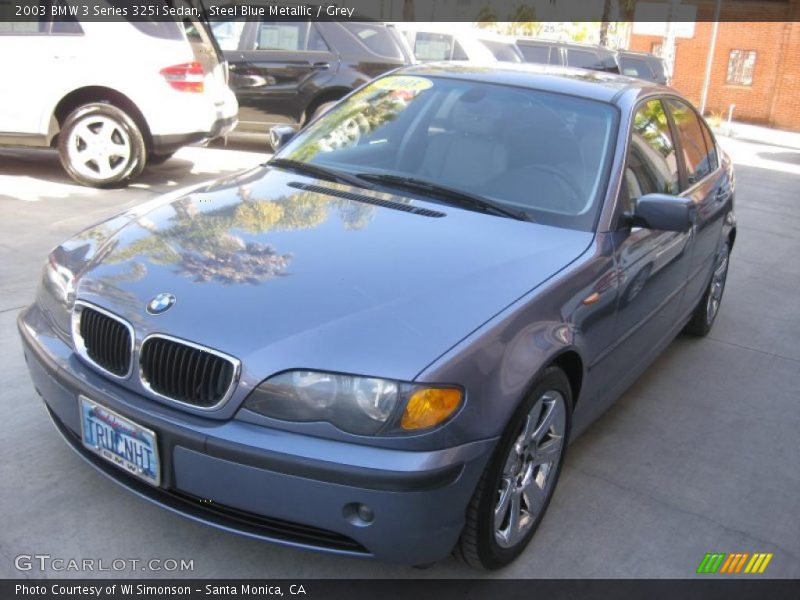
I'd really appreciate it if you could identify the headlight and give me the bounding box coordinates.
[44,254,76,307]
[36,253,77,337]
[243,370,462,435]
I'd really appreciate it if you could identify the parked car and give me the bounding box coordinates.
[474,32,525,63]
[400,26,498,62]
[516,38,620,73]
[618,49,669,85]
[0,13,237,187]
[210,19,411,136]
[19,63,735,570]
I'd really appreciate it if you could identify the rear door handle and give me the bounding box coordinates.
[311,62,330,70]
[716,187,730,203]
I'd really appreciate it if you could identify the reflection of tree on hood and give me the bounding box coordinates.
[105,189,377,285]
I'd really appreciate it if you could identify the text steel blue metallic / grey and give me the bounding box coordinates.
[18,63,736,570]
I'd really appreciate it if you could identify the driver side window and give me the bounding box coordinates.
[620,99,680,213]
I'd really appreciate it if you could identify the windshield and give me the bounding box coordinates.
[276,74,617,230]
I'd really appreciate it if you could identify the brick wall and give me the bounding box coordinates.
[628,0,800,131]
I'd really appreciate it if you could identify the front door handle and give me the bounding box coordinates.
[311,62,330,70]
[716,187,730,203]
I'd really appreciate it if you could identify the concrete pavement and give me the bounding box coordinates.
[0,138,798,579]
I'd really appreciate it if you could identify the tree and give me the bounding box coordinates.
[505,5,541,37]
[475,4,498,27]
[599,0,613,46]
[403,0,414,20]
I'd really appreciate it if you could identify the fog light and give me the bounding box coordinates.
[343,502,374,527]
[401,387,462,430]
[357,505,374,523]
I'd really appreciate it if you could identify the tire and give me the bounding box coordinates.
[58,102,146,187]
[683,242,730,337]
[148,151,176,165]
[456,366,572,570]
[309,100,338,122]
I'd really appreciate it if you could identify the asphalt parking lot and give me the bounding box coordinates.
[1,136,798,579]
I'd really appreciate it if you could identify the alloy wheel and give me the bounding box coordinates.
[66,115,132,181]
[706,244,730,324]
[494,390,566,548]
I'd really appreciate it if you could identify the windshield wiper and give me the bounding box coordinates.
[357,173,531,222]
[269,158,372,190]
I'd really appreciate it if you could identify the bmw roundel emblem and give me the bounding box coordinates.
[146,293,176,315]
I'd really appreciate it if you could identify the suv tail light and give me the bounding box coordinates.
[160,62,205,93]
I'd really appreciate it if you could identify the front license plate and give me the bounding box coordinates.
[79,396,160,487]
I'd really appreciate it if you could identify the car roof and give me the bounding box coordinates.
[516,38,615,52]
[396,62,665,104]
[618,49,662,60]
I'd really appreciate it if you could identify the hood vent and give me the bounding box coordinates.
[288,182,446,218]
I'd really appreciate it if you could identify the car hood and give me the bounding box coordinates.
[71,166,593,382]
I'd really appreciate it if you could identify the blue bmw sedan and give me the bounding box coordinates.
[18,63,735,569]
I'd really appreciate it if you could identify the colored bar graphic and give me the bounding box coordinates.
[697,553,727,573]
[697,552,772,574]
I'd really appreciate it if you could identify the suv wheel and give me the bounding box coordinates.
[310,101,338,122]
[456,366,571,569]
[58,103,146,187]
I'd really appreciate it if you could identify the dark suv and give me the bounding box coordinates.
[617,49,669,85]
[516,39,619,73]
[211,20,412,136]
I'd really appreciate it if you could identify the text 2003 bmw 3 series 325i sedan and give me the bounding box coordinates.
[19,63,735,569]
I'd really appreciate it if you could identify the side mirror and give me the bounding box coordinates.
[631,194,696,232]
[269,126,296,151]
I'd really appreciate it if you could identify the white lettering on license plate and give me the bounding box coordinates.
[79,396,160,486]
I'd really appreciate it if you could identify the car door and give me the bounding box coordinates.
[663,98,729,315]
[230,21,336,131]
[0,18,83,138]
[608,97,693,366]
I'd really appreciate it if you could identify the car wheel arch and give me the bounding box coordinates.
[502,346,584,433]
[303,87,352,125]
[51,86,152,151]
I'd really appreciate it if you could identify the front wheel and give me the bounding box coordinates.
[684,242,730,336]
[456,366,572,569]
[58,103,146,187]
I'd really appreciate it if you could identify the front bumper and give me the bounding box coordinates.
[18,304,495,565]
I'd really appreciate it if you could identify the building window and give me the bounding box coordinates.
[727,50,756,85]
[651,42,663,56]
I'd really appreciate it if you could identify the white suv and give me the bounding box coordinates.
[0,13,238,187]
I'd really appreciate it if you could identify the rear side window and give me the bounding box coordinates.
[699,117,719,172]
[342,22,403,60]
[649,58,668,81]
[623,99,680,204]
[257,21,328,52]
[413,32,453,61]
[518,44,549,64]
[210,18,245,51]
[666,99,714,185]
[621,56,654,80]
[452,40,468,60]
[567,48,600,69]
[481,40,522,63]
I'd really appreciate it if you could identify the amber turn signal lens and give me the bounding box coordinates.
[401,388,462,430]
